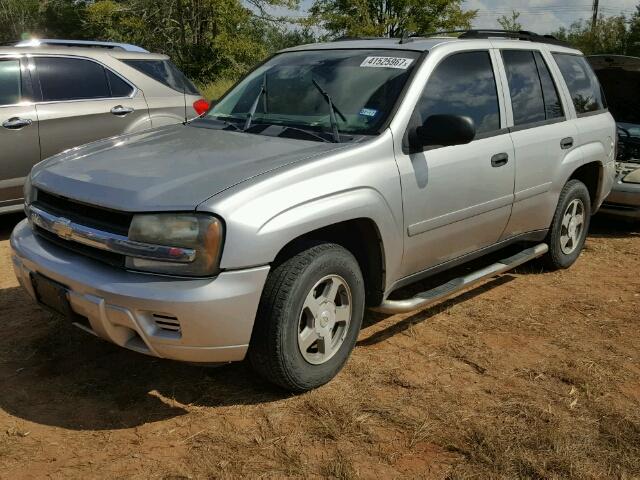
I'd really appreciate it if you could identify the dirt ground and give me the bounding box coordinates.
[0,212,638,480]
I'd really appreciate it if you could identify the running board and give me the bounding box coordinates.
[372,243,549,314]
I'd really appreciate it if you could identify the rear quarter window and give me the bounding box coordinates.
[553,53,607,116]
[123,60,200,95]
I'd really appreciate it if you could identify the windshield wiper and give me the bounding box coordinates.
[311,78,347,143]
[244,72,267,131]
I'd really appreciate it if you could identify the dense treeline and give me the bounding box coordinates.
[2,0,639,92]
[0,0,473,87]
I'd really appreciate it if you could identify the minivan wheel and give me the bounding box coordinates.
[543,179,591,270]
[248,242,365,392]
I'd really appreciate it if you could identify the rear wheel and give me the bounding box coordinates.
[249,242,365,392]
[543,179,591,270]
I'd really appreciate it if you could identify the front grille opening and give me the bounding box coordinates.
[152,313,181,333]
[35,189,133,236]
[34,224,125,267]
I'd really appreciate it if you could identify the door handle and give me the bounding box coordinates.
[491,152,509,168]
[560,137,574,149]
[2,117,33,130]
[110,105,134,116]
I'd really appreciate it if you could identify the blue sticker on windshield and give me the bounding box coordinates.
[359,108,378,117]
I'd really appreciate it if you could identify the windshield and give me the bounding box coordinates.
[203,49,421,137]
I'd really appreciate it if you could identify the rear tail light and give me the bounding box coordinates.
[193,98,210,116]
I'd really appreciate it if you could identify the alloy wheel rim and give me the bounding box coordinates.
[297,274,352,365]
[560,198,585,255]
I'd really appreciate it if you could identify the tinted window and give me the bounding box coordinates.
[0,59,21,106]
[36,57,110,101]
[502,50,546,126]
[553,53,606,115]
[533,52,564,119]
[207,49,420,135]
[123,60,200,95]
[416,51,500,135]
[106,69,133,97]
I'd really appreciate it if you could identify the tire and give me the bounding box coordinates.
[248,242,365,392]
[542,179,592,270]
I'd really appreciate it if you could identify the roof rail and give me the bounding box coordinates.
[419,29,570,47]
[11,39,149,53]
[332,36,389,42]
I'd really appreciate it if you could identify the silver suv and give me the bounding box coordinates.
[11,31,616,391]
[0,39,206,214]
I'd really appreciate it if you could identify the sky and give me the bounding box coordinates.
[466,0,639,33]
[285,0,639,34]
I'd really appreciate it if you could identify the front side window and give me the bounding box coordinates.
[203,49,421,137]
[36,57,110,101]
[0,59,22,106]
[415,51,501,135]
[553,53,606,115]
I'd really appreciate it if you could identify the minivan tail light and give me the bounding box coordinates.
[193,99,210,116]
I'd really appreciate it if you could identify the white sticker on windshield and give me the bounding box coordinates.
[360,56,414,69]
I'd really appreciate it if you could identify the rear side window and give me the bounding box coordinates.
[502,50,564,126]
[416,51,501,135]
[36,57,110,101]
[502,50,546,126]
[123,60,200,95]
[35,57,134,101]
[533,52,564,120]
[553,53,607,115]
[0,59,21,106]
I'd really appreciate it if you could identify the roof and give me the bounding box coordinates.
[12,39,148,52]
[0,45,168,61]
[281,35,581,55]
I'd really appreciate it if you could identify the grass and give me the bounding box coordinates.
[197,78,237,102]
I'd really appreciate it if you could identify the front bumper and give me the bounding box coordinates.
[10,219,270,363]
[600,179,640,220]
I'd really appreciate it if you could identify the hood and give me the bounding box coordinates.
[589,55,640,126]
[32,124,342,212]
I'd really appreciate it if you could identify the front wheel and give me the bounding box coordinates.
[543,179,592,270]
[248,242,365,392]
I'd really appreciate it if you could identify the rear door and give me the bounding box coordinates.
[0,56,40,209]
[497,48,579,237]
[32,56,151,159]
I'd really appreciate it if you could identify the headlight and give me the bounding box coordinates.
[623,168,640,184]
[126,214,223,276]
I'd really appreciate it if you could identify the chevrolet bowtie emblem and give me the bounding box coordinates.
[52,217,73,240]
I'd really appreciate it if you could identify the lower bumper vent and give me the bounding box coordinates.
[152,313,181,333]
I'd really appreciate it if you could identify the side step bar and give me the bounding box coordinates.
[372,243,549,314]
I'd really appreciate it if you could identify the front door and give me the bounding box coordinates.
[394,50,515,278]
[0,57,40,209]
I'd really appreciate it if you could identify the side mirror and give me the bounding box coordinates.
[413,114,476,149]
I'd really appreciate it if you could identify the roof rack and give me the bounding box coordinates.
[420,29,570,47]
[10,39,149,53]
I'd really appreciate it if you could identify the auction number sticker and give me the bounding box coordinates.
[360,56,414,69]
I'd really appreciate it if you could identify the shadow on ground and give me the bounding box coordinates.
[0,285,287,431]
[590,213,640,238]
[0,213,24,241]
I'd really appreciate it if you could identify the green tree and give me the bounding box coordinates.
[308,0,476,38]
[0,0,40,43]
[628,5,640,57]
[554,15,630,55]
[84,0,299,82]
[497,10,522,32]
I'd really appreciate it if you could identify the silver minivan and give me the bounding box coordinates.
[0,39,207,214]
